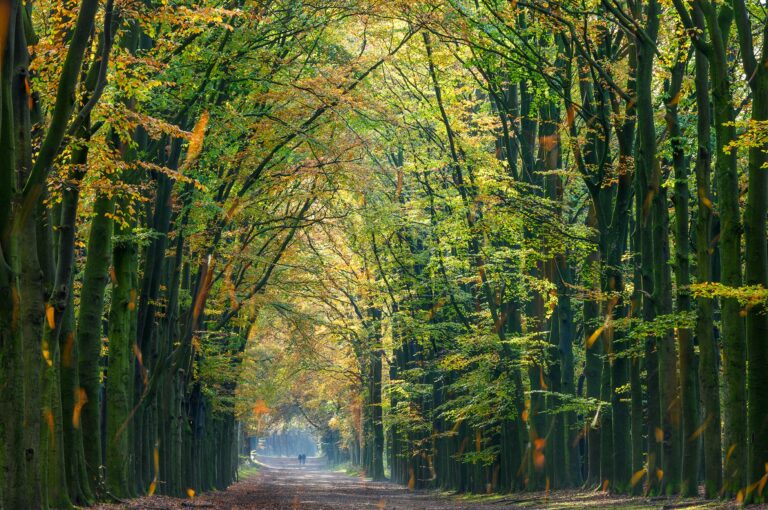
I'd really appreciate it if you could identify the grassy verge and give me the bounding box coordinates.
[238,461,260,479]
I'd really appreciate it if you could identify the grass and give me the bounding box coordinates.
[237,461,260,479]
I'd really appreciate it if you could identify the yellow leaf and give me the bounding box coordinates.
[148,481,156,496]
[630,468,646,487]
[186,488,195,498]
[42,341,53,367]
[586,324,604,349]
[689,414,712,441]
[698,187,713,210]
[642,189,655,223]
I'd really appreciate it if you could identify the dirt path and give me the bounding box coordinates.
[96,457,745,510]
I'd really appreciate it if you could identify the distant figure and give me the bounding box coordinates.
[298,454,303,465]
[300,453,306,465]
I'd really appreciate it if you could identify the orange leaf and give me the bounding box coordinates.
[630,468,646,487]
[667,90,682,107]
[73,388,88,428]
[184,111,209,165]
[0,0,11,68]
[46,305,55,330]
[533,438,546,470]
[24,77,33,110]
[62,332,75,368]
[44,407,55,444]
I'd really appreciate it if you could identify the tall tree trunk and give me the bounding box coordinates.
[15,9,44,503]
[105,221,138,497]
[692,38,722,499]
[76,195,115,493]
[732,1,768,499]
[635,5,661,491]
[665,55,699,496]
[0,4,25,507]
[369,315,385,481]
[705,5,746,493]
[583,209,601,487]
[59,283,93,504]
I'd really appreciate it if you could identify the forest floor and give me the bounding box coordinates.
[93,457,762,510]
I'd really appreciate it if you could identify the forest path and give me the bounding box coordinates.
[96,457,738,510]
[206,455,485,509]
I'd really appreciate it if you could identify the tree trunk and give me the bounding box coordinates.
[76,194,115,492]
[666,57,699,496]
[105,223,137,497]
[692,39,722,498]
[705,6,746,493]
